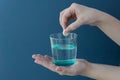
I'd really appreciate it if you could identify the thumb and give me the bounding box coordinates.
[65,19,83,32]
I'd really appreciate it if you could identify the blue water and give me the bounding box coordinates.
[52,44,77,66]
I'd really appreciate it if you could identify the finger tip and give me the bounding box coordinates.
[32,54,41,59]
[63,30,70,36]
[32,54,36,58]
[60,23,66,30]
[34,60,38,63]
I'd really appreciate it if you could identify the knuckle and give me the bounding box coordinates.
[69,26,76,31]
[60,8,67,16]
[36,54,40,56]
[60,11,63,15]
[71,3,77,8]
[63,14,68,18]
[79,16,87,23]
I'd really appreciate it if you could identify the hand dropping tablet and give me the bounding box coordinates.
[63,30,70,36]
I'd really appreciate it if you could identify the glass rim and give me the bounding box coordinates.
[50,33,77,40]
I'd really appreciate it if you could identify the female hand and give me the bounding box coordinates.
[60,3,107,33]
[32,54,90,76]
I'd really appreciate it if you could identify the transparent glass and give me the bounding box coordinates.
[50,33,77,66]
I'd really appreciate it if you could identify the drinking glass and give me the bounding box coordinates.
[50,33,77,66]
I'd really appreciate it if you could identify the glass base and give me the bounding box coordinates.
[53,59,76,66]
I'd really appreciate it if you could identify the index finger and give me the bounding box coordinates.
[32,54,57,72]
[59,8,72,30]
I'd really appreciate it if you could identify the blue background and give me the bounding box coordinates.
[0,0,120,80]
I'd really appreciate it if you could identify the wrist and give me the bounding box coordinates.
[79,61,98,80]
[96,11,119,28]
[78,60,94,77]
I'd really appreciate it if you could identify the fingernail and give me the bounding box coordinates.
[32,54,36,58]
[34,60,38,63]
[59,73,64,76]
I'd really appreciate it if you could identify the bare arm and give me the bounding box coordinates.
[32,3,120,80]
[60,3,120,46]
[97,13,120,45]
[32,54,120,80]
[81,63,120,80]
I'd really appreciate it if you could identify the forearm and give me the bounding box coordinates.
[81,62,120,80]
[97,13,120,46]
